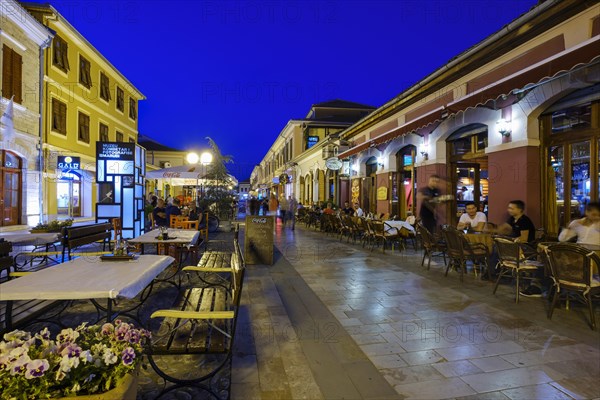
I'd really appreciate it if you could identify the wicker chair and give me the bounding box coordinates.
[442,226,488,282]
[493,237,544,303]
[369,220,401,253]
[417,223,446,270]
[545,243,600,330]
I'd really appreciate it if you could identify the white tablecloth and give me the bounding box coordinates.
[384,220,415,233]
[129,229,199,246]
[0,233,61,247]
[0,255,174,301]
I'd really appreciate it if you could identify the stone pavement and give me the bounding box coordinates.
[10,220,600,399]
[229,222,600,400]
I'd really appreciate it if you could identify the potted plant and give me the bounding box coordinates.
[30,219,74,233]
[0,320,150,399]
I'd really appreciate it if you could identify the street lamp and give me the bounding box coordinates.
[200,152,213,165]
[186,152,199,164]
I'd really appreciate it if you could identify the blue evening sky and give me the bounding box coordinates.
[35,0,537,180]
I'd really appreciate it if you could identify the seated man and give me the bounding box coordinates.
[153,198,168,227]
[354,203,364,217]
[558,202,600,245]
[322,203,335,215]
[497,200,540,296]
[457,202,487,231]
[341,201,354,216]
[165,198,182,225]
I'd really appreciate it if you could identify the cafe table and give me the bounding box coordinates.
[0,254,175,329]
[464,231,494,253]
[0,232,63,268]
[384,220,416,233]
[128,229,200,254]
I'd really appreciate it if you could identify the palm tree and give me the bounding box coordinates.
[202,137,235,218]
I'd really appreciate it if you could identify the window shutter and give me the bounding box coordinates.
[62,40,70,71]
[12,51,22,104]
[2,45,12,99]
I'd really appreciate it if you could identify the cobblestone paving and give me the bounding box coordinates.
[10,220,600,399]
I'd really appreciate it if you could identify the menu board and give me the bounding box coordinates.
[244,216,274,265]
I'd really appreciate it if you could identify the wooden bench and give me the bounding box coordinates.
[62,223,113,261]
[146,239,245,395]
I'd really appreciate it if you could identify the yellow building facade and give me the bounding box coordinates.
[24,3,145,221]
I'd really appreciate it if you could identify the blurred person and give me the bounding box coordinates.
[166,198,182,223]
[153,198,168,227]
[323,203,335,215]
[418,175,442,234]
[354,202,364,217]
[268,194,278,216]
[558,202,600,245]
[288,196,298,230]
[279,194,289,225]
[341,201,354,215]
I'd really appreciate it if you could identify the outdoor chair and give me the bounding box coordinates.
[545,243,600,330]
[442,226,488,282]
[416,223,446,270]
[493,237,544,303]
[369,220,401,253]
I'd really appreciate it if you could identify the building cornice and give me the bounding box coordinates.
[22,2,145,100]
[0,0,53,46]
[340,0,589,141]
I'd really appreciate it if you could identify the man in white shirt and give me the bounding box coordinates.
[558,202,600,245]
[354,202,364,217]
[457,202,487,231]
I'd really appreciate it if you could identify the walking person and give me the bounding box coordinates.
[288,195,298,230]
[279,194,289,226]
[268,194,278,217]
[417,175,443,234]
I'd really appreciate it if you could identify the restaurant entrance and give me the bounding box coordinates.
[363,157,378,214]
[57,172,81,217]
[540,88,600,233]
[0,150,22,226]
[391,146,416,219]
[446,124,489,224]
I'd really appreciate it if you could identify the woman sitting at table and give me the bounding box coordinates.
[558,202,600,245]
[457,202,487,232]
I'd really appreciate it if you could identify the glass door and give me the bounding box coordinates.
[452,161,488,219]
[57,175,81,217]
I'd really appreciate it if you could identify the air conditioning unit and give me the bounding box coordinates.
[161,161,172,168]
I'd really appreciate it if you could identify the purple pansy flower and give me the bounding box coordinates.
[10,355,30,376]
[121,347,135,366]
[25,359,49,379]
[61,343,82,358]
[100,323,114,335]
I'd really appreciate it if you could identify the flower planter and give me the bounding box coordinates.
[57,371,138,400]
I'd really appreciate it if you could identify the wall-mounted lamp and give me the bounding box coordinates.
[420,150,429,160]
[496,118,512,137]
[420,139,430,161]
[377,156,384,167]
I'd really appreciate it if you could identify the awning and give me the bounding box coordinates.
[338,36,600,159]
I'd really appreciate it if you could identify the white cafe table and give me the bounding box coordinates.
[128,229,200,249]
[0,232,62,247]
[0,254,175,328]
[384,220,416,233]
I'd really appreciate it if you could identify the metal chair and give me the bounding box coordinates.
[493,237,544,303]
[545,243,600,330]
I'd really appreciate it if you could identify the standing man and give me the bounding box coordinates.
[418,175,442,234]
[288,195,298,230]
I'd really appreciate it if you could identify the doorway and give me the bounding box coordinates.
[446,124,488,224]
[364,157,378,214]
[57,172,81,217]
[392,146,416,219]
[0,151,22,226]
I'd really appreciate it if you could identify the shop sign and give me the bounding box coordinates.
[272,176,280,184]
[325,157,343,171]
[96,142,135,160]
[377,186,388,201]
[57,156,80,170]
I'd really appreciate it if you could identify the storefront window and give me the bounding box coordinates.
[551,102,592,134]
[549,146,564,226]
[571,141,590,218]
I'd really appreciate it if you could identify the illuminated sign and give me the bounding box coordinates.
[325,157,343,170]
[307,136,319,148]
[96,142,135,161]
[57,156,80,170]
